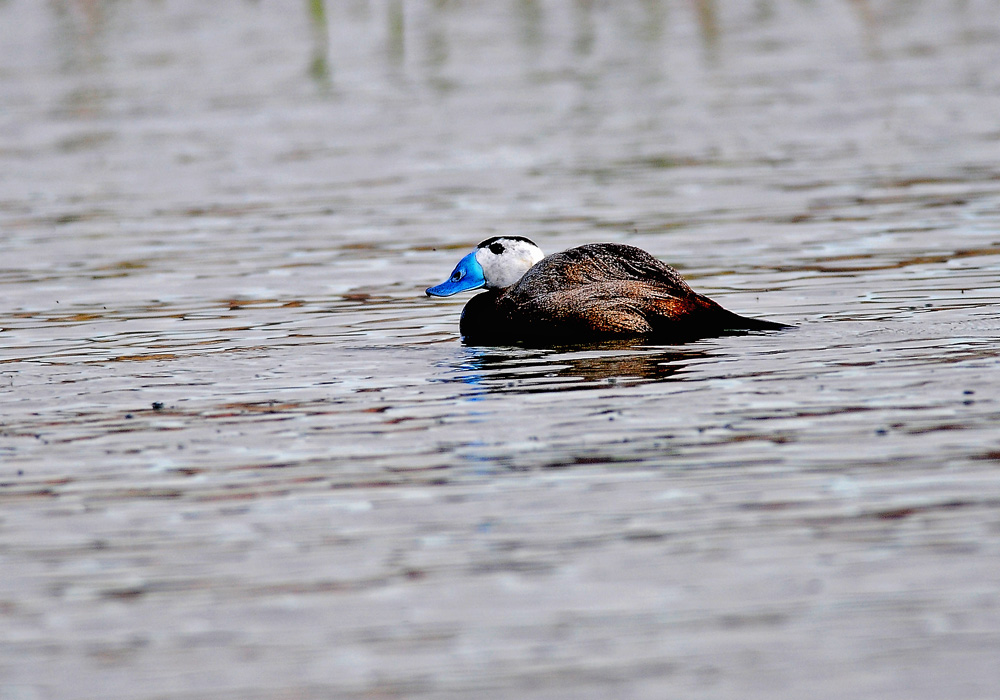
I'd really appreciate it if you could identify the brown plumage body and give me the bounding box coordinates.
[459,243,787,344]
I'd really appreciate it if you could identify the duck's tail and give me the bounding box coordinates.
[715,308,792,332]
[685,291,791,333]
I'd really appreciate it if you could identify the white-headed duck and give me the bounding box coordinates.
[426,237,789,344]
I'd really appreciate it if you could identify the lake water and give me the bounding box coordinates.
[2,1,1000,698]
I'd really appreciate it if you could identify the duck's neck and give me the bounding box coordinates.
[459,289,507,341]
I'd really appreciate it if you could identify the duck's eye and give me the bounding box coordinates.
[489,242,505,255]
[451,270,463,282]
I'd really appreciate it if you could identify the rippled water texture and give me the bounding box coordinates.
[2,1,1000,698]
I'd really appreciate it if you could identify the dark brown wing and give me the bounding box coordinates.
[496,244,715,337]
[510,243,695,298]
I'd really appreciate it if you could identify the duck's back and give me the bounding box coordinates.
[515,244,690,294]
[460,243,784,343]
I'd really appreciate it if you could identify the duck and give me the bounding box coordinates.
[426,237,790,344]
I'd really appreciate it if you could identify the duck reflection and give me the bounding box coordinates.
[451,340,708,394]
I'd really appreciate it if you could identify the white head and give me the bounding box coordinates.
[473,236,544,289]
[426,236,544,296]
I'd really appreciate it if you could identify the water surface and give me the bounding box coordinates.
[2,1,1000,698]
